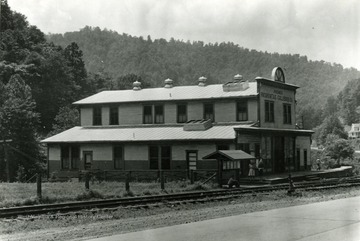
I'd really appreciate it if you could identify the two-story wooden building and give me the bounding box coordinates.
[42,67,313,178]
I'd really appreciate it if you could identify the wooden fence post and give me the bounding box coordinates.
[160,170,165,190]
[190,170,194,184]
[85,172,90,190]
[125,171,130,192]
[37,173,42,199]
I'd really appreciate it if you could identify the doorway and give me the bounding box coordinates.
[83,151,93,170]
[274,136,285,172]
[186,150,198,170]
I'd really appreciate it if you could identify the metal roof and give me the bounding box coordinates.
[203,150,255,160]
[73,83,258,105]
[41,125,239,143]
[234,126,314,136]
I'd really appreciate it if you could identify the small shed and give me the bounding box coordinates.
[203,150,256,185]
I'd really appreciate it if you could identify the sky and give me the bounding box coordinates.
[7,0,360,70]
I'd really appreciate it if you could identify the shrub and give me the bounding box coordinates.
[123,190,134,197]
[185,182,212,191]
[76,190,104,201]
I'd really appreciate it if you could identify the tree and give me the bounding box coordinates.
[0,74,42,181]
[315,115,348,146]
[0,0,14,31]
[50,106,80,136]
[64,42,87,96]
[111,74,151,90]
[324,135,354,166]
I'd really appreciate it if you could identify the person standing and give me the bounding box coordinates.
[248,160,256,178]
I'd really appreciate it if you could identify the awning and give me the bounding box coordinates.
[234,126,314,136]
[203,150,255,161]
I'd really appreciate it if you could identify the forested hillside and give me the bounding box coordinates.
[47,26,360,115]
[0,1,94,180]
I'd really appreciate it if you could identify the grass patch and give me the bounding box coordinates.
[0,180,220,207]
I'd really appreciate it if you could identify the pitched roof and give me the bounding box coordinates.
[41,125,239,143]
[73,83,257,105]
[203,150,255,160]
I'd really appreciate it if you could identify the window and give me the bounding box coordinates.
[265,100,274,122]
[204,103,214,121]
[143,105,153,124]
[283,104,292,124]
[149,146,171,170]
[177,104,187,123]
[149,146,159,169]
[71,146,80,169]
[237,101,248,121]
[61,145,80,169]
[237,143,250,154]
[93,107,102,125]
[113,145,123,169]
[254,144,260,158]
[61,145,70,169]
[161,146,171,169]
[154,105,164,124]
[110,107,119,125]
[217,145,229,150]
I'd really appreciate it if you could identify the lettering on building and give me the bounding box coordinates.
[260,89,293,103]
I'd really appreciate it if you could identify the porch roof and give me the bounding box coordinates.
[203,150,255,161]
[41,124,239,143]
[234,126,314,136]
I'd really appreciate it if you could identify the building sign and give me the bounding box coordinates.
[260,89,293,103]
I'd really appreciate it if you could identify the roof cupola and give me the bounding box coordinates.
[198,76,207,86]
[133,80,141,90]
[164,78,174,88]
[233,74,243,82]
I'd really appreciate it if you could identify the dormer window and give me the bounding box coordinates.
[93,107,102,125]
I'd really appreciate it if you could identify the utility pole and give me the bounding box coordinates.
[0,0,2,32]
[1,139,12,182]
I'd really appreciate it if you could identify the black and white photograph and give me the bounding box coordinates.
[0,0,360,240]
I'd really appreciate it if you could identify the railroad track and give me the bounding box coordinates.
[1,177,360,219]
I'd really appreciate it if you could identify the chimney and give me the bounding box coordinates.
[164,78,174,88]
[198,76,207,86]
[133,80,141,90]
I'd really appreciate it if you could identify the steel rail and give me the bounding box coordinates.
[1,177,359,218]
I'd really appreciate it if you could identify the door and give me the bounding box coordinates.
[83,151,93,170]
[186,150,198,170]
[274,136,285,172]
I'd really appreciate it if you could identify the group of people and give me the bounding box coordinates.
[248,159,264,178]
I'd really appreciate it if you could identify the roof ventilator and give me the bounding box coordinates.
[133,80,141,90]
[183,119,213,131]
[223,74,249,92]
[164,78,174,88]
[198,76,207,87]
